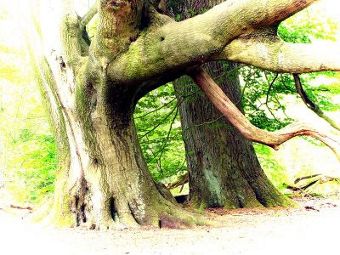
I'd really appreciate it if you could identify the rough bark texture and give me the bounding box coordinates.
[25,0,211,229]
[191,68,340,159]
[175,64,292,208]
[24,0,339,228]
[219,30,340,73]
[169,0,293,209]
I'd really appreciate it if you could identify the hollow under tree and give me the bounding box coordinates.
[169,0,293,209]
[25,0,340,229]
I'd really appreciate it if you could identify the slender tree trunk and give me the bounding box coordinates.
[169,1,293,209]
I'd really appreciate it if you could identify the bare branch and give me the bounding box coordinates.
[265,73,278,105]
[219,36,340,73]
[166,172,189,190]
[293,74,340,131]
[79,4,98,46]
[286,174,340,192]
[190,68,340,160]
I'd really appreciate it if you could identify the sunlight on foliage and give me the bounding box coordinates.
[134,84,187,181]
[0,7,57,205]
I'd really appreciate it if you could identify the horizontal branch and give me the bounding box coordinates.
[108,0,316,84]
[219,35,340,73]
[190,68,340,160]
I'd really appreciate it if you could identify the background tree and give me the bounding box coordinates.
[168,0,292,209]
[21,0,339,229]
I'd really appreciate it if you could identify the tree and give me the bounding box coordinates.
[169,0,292,209]
[25,0,339,229]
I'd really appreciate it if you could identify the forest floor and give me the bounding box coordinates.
[0,195,339,255]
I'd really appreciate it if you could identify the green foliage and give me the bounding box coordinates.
[7,131,57,203]
[253,144,289,192]
[240,67,294,131]
[279,13,338,42]
[0,10,57,204]
[278,25,311,43]
[134,84,186,181]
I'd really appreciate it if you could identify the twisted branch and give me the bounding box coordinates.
[293,74,340,131]
[190,68,340,160]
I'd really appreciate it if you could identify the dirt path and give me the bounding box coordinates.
[0,198,339,255]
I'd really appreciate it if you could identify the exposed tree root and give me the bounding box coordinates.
[190,68,340,160]
[60,181,218,230]
[156,204,216,229]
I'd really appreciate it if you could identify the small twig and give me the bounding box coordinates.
[135,97,176,119]
[188,115,224,128]
[138,104,178,139]
[264,73,281,121]
[265,73,278,105]
[294,174,321,184]
[10,204,33,211]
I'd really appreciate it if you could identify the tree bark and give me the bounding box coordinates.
[23,0,339,228]
[24,0,209,229]
[176,63,294,209]
[169,0,293,209]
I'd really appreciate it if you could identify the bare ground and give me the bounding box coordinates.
[0,197,339,255]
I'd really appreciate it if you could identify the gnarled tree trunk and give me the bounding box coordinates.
[23,0,339,228]
[26,0,206,229]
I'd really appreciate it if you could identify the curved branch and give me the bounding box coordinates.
[190,68,340,160]
[80,4,98,46]
[218,36,340,73]
[81,4,97,27]
[293,74,340,131]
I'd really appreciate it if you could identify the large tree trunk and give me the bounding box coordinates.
[25,0,206,229]
[31,53,194,229]
[23,0,338,228]
[175,63,292,209]
[169,1,293,209]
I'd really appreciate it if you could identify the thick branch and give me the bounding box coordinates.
[108,0,316,84]
[80,4,98,46]
[293,74,340,131]
[190,68,340,160]
[81,4,97,27]
[91,0,143,60]
[60,13,85,67]
[219,36,340,73]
